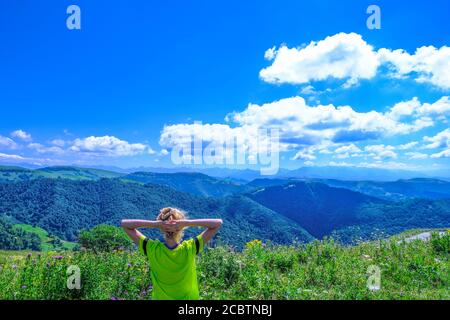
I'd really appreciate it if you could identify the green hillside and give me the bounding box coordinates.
[13,224,77,251]
[247,182,450,243]
[0,165,124,182]
[0,232,448,300]
[121,171,250,197]
[0,178,313,248]
[247,181,386,238]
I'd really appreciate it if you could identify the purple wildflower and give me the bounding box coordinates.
[21,285,27,289]
[12,264,17,270]
[111,296,118,301]
[52,255,64,260]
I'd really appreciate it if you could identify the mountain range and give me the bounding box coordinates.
[0,165,449,247]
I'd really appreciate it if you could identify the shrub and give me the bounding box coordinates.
[78,225,133,252]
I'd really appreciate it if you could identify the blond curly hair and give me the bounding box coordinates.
[157,207,187,243]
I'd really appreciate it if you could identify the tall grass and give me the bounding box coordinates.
[0,233,448,300]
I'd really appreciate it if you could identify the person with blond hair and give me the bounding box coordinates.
[121,207,223,300]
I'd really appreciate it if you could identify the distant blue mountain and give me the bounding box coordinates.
[246,181,450,243]
[121,171,251,198]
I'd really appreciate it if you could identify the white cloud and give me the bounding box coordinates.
[333,143,362,159]
[424,129,450,149]
[364,144,397,160]
[406,152,428,160]
[300,85,317,95]
[0,135,18,149]
[431,149,450,158]
[159,95,442,166]
[378,46,450,90]
[51,139,66,147]
[334,144,362,154]
[69,136,149,157]
[292,149,316,161]
[424,129,450,158]
[11,130,32,142]
[260,33,380,86]
[0,152,25,161]
[28,143,65,155]
[229,96,430,143]
[261,32,450,90]
[398,141,419,150]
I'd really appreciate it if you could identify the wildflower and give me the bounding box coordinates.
[111,296,118,301]
[21,285,27,289]
[12,264,17,270]
[52,256,64,260]
[127,263,132,268]
[27,253,32,259]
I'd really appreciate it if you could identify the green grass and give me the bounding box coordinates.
[0,232,448,300]
[13,224,77,251]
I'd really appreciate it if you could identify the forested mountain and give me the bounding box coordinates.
[121,172,250,197]
[247,181,385,238]
[0,217,41,250]
[332,199,450,244]
[0,178,313,248]
[319,178,450,201]
[0,166,123,182]
[247,182,450,242]
[247,178,450,201]
[1,166,449,248]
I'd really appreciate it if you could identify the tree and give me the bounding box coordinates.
[78,224,133,252]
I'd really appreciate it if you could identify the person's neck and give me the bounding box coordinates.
[165,238,179,248]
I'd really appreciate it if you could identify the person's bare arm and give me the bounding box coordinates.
[121,219,163,245]
[178,219,223,245]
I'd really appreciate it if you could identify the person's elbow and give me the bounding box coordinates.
[120,219,129,229]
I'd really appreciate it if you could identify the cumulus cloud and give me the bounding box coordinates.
[0,152,25,161]
[292,149,316,161]
[0,135,18,149]
[159,96,440,166]
[406,152,428,160]
[378,46,450,90]
[260,32,450,90]
[364,144,397,160]
[387,96,450,121]
[51,139,66,147]
[11,130,32,142]
[69,136,149,157]
[398,141,419,150]
[424,129,450,149]
[260,33,380,86]
[423,129,450,158]
[229,96,430,144]
[28,143,65,155]
[333,143,362,159]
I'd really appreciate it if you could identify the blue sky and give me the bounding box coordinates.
[1,0,450,173]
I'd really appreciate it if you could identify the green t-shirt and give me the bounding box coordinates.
[139,234,204,300]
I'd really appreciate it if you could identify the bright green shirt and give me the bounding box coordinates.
[139,234,204,300]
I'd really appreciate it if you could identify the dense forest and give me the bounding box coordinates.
[0,166,449,248]
[0,217,41,250]
[0,178,313,248]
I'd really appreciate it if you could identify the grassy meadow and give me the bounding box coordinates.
[0,232,449,300]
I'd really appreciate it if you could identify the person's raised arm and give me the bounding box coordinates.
[179,219,223,245]
[121,219,163,245]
